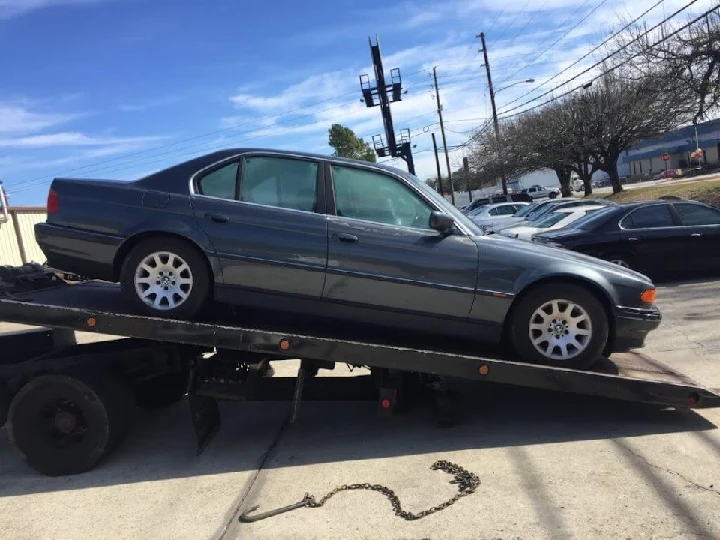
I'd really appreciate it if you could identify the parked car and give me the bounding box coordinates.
[532,199,720,278]
[468,202,529,227]
[35,148,661,369]
[520,184,561,200]
[461,192,531,215]
[482,198,616,234]
[497,205,606,241]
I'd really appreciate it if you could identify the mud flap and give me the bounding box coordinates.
[188,392,220,455]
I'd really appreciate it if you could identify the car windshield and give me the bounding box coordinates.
[532,212,568,229]
[564,206,617,230]
[514,203,538,217]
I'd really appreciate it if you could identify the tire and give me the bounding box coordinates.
[549,192,558,199]
[6,372,135,476]
[509,283,609,370]
[120,237,210,319]
[602,253,635,271]
[133,373,188,409]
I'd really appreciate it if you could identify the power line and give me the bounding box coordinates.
[497,0,610,85]
[7,96,365,193]
[498,0,670,111]
[11,112,442,195]
[497,0,704,117]
[499,4,718,120]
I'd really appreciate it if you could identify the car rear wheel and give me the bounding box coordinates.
[120,237,210,319]
[510,283,609,370]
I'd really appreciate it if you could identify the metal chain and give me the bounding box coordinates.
[305,460,480,521]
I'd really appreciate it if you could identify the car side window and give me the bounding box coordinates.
[497,205,516,215]
[197,162,239,199]
[621,205,675,229]
[673,203,720,226]
[331,165,433,229]
[488,207,500,216]
[240,156,318,213]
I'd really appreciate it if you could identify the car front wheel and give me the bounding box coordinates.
[120,237,211,319]
[510,283,609,370]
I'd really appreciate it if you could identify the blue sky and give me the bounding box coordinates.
[1,0,714,205]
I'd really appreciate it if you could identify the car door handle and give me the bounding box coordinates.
[333,233,358,243]
[690,233,702,237]
[205,212,229,223]
[628,237,639,241]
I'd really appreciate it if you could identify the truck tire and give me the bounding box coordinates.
[6,372,135,476]
[510,283,609,370]
[133,373,188,409]
[120,237,211,319]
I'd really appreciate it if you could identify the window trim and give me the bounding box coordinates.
[189,150,325,215]
[326,161,455,233]
[618,204,678,231]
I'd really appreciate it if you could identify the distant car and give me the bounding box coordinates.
[482,198,616,234]
[532,199,720,278]
[468,202,529,227]
[497,205,606,241]
[35,148,662,370]
[521,184,561,200]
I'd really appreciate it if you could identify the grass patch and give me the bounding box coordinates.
[601,178,720,207]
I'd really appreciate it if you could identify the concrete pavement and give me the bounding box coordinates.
[1,279,719,540]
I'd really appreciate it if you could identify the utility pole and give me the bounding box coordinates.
[463,157,473,202]
[432,66,455,205]
[431,133,444,196]
[478,31,508,197]
[360,36,415,174]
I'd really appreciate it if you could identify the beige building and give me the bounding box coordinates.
[0,207,47,266]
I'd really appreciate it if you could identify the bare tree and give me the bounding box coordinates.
[610,9,720,123]
[566,72,695,193]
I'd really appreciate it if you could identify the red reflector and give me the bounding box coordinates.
[380,399,391,409]
[47,189,59,214]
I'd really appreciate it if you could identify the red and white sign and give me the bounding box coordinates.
[661,153,670,162]
[691,148,703,159]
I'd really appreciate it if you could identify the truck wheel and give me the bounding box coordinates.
[6,372,134,476]
[133,373,188,409]
[120,237,210,319]
[510,283,609,370]
[549,192,558,199]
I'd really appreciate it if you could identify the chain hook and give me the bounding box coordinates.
[239,494,315,523]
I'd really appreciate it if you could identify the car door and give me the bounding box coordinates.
[671,202,720,270]
[323,163,478,319]
[190,153,328,298]
[618,203,687,275]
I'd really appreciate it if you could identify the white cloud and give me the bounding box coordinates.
[0,104,78,134]
[0,0,110,19]
[0,132,167,148]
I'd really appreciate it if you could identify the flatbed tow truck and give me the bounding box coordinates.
[1,263,719,477]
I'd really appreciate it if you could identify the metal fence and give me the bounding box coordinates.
[0,207,46,266]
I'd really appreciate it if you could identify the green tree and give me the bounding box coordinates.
[328,124,377,162]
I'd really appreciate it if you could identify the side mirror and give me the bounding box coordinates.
[429,211,455,235]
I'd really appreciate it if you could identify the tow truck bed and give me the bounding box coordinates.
[1,279,718,409]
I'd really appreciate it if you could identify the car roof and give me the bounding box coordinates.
[554,205,606,214]
[133,147,422,191]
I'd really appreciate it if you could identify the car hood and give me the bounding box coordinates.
[474,233,653,285]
